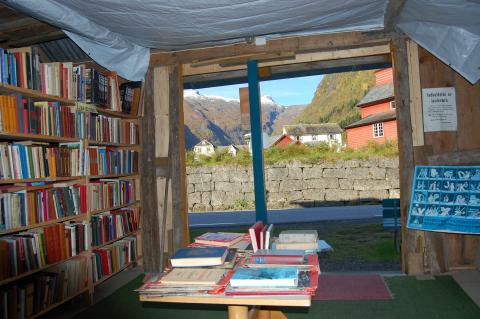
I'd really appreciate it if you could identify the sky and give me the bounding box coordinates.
[197,74,324,106]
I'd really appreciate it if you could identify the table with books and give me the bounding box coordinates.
[138,223,322,319]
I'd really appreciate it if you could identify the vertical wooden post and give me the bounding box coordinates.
[141,67,160,272]
[247,60,268,223]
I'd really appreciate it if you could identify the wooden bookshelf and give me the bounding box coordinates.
[93,261,135,287]
[91,231,138,250]
[90,200,140,215]
[87,140,140,148]
[0,132,80,143]
[0,83,75,105]
[0,213,87,236]
[89,173,139,179]
[0,176,84,184]
[31,287,89,319]
[96,107,140,120]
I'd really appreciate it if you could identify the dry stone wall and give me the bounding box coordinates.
[187,158,400,211]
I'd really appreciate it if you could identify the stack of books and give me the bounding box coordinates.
[90,208,138,247]
[246,250,319,270]
[86,147,138,176]
[273,230,319,251]
[249,221,274,252]
[0,254,89,318]
[88,179,136,211]
[91,236,137,283]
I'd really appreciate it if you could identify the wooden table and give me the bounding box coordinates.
[139,293,311,319]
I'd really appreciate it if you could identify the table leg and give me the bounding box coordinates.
[228,305,249,319]
[257,308,288,319]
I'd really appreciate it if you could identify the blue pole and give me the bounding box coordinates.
[247,60,267,223]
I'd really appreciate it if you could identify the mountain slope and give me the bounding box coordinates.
[296,70,376,128]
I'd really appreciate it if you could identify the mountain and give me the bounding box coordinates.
[295,70,376,128]
[271,104,308,135]
[183,91,304,149]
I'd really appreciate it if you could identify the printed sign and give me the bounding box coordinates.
[422,87,457,132]
[407,166,480,234]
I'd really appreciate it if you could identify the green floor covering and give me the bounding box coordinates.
[73,275,480,319]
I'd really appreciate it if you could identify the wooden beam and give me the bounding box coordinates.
[428,149,480,166]
[406,40,424,146]
[150,30,392,66]
[184,45,390,76]
[384,0,408,32]
[391,34,416,274]
[191,51,295,68]
[140,68,160,272]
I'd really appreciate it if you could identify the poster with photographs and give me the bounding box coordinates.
[407,166,480,234]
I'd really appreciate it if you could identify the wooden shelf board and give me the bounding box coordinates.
[87,140,139,147]
[90,200,140,215]
[93,261,135,287]
[91,231,138,250]
[0,83,75,105]
[89,173,139,180]
[31,287,89,319]
[0,176,85,185]
[0,132,80,143]
[0,213,87,236]
[95,107,140,120]
[0,251,90,286]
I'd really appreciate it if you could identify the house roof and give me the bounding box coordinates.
[345,110,396,129]
[357,82,394,107]
[283,123,343,136]
[194,140,214,147]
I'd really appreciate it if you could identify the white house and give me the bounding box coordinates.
[217,144,244,157]
[193,139,215,158]
[282,123,343,146]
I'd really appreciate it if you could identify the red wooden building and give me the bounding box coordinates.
[345,68,398,149]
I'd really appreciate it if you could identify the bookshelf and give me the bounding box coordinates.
[0,61,143,318]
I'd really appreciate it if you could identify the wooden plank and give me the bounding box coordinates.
[454,71,480,150]
[428,149,480,166]
[151,30,392,66]
[391,34,417,274]
[406,40,424,146]
[191,51,295,68]
[140,67,160,272]
[183,45,390,76]
[168,64,189,249]
[384,0,408,32]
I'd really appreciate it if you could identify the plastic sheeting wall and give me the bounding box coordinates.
[2,0,479,84]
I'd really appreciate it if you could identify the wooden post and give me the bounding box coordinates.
[228,305,249,319]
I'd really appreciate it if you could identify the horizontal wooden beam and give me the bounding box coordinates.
[151,30,392,67]
[184,45,390,76]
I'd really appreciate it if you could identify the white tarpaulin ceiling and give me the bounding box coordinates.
[1,0,479,83]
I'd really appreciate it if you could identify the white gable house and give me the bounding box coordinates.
[282,123,343,147]
[193,139,215,158]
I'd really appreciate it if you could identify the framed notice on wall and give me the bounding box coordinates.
[422,87,457,132]
[407,166,480,234]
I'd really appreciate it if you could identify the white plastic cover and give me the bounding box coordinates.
[3,0,388,80]
[397,0,480,84]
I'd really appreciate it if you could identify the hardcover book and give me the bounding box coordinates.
[229,267,298,288]
[194,232,244,247]
[170,247,228,267]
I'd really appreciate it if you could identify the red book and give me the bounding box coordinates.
[248,221,264,252]
[100,250,110,275]
[79,184,87,213]
[43,225,55,264]
[194,232,244,247]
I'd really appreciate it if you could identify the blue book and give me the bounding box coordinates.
[229,267,298,288]
[170,247,228,267]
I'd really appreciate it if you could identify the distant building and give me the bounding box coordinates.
[345,68,397,149]
[193,139,215,158]
[217,144,248,157]
[270,134,305,148]
[244,132,273,154]
[282,123,343,146]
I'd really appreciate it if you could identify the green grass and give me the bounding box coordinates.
[186,140,399,167]
[72,275,480,319]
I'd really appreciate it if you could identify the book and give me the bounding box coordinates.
[170,247,228,267]
[90,208,138,247]
[260,224,268,250]
[278,230,318,243]
[265,224,273,249]
[273,239,318,250]
[250,250,305,264]
[248,221,264,252]
[160,268,226,286]
[194,232,243,247]
[229,267,298,288]
[91,236,136,283]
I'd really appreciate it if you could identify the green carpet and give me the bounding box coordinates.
[73,275,480,319]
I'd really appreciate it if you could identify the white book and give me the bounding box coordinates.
[279,230,318,243]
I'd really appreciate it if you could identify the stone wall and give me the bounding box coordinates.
[187,158,399,211]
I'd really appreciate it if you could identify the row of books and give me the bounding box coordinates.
[0,221,89,281]
[0,47,41,91]
[88,179,136,211]
[0,255,89,319]
[88,113,139,145]
[86,147,138,176]
[0,182,87,231]
[90,208,138,247]
[0,95,140,143]
[0,142,85,180]
[91,236,137,283]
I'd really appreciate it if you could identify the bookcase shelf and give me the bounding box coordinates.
[0,213,87,236]
[30,287,89,319]
[0,83,75,105]
[89,173,139,180]
[90,200,140,215]
[0,132,80,143]
[0,176,84,184]
[0,250,90,286]
[93,261,135,287]
[96,107,140,120]
[87,140,140,148]
[91,231,138,250]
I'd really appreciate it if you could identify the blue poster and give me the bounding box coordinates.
[407,166,480,234]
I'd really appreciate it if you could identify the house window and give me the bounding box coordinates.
[373,123,384,138]
[312,135,317,141]
[390,101,396,109]
[329,134,334,140]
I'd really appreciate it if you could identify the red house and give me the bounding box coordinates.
[269,134,304,148]
[345,68,397,149]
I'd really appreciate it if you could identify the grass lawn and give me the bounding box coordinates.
[190,220,401,272]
